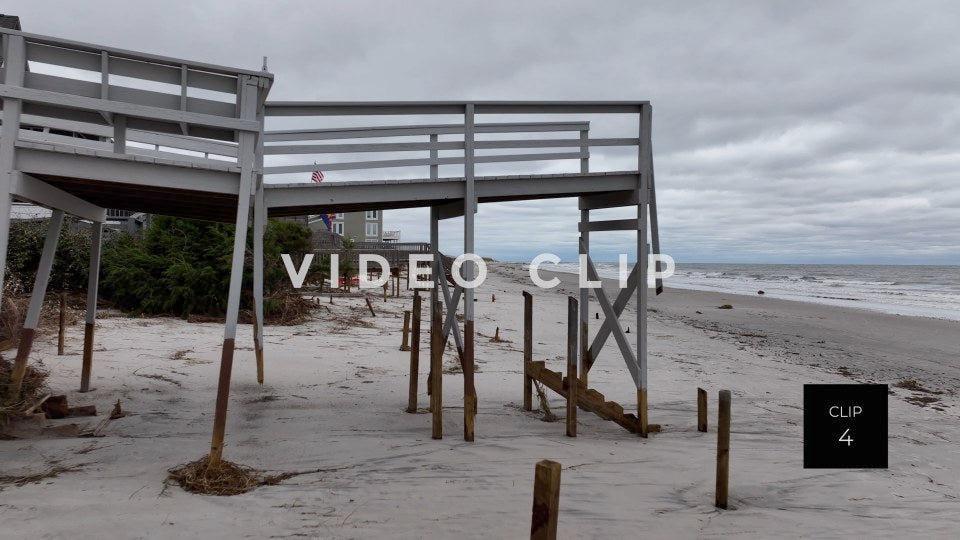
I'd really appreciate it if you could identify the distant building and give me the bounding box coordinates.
[309,210,384,242]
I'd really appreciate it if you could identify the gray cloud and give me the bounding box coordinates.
[8,0,960,263]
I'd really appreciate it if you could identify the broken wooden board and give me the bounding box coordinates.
[526,361,644,434]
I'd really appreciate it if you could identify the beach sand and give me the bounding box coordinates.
[1,263,957,538]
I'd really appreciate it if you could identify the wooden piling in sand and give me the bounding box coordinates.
[566,296,578,437]
[406,293,421,413]
[522,291,533,411]
[383,283,388,302]
[400,310,411,351]
[431,300,443,439]
[57,293,66,355]
[716,389,731,509]
[531,460,561,539]
[698,387,708,432]
[365,297,376,317]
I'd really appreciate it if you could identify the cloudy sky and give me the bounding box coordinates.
[8,1,960,264]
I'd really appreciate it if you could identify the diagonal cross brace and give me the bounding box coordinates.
[438,276,465,362]
[648,157,663,295]
[585,262,638,371]
[579,241,640,386]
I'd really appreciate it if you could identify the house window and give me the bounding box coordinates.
[366,210,378,220]
[333,222,344,235]
[365,223,378,237]
[335,212,344,219]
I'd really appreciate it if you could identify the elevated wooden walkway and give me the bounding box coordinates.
[1,24,660,463]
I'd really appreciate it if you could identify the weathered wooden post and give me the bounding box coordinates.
[431,300,443,439]
[566,296,578,437]
[57,292,66,355]
[698,387,708,432]
[383,283,388,302]
[531,460,562,540]
[716,389,731,509]
[406,293,421,413]
[522,291,533,411]
[400,310,411,351]
[365,297,376,317]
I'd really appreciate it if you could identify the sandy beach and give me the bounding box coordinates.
[1,263,958,539]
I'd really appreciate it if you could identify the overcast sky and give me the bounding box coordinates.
[8,1,960,264]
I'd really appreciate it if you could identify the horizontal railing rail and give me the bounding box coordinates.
[262,105,643,178]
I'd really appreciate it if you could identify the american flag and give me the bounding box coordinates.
[311,169,324,183]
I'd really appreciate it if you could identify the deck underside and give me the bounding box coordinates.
[19,146,638,221]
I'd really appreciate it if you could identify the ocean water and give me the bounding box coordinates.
[540,262,960,321]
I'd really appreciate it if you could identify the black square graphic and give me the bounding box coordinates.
[804,384,887,468]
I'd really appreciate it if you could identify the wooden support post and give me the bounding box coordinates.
[716,389,731,509]
[80,222,102,392]
[365,297,376,317]
[57,293,66,355]
[431,300,443,439]
[698,387,708,432]
[522,291,533,411]
[531,460,562,540]
[12,209,64,397]
[406,293,421,413]
[464,318,475,442]
[400,310,411,351]
[383,283,388,302]
[252,309,263,385]
[566,296,578,437]
[638,388,648,438]
[208,76,259,468]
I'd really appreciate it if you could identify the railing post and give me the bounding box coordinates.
[113,114,127,154]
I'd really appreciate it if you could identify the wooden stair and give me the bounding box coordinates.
[526,361,643,434]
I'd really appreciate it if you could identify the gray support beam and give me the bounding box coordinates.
[637,104,652,435]
[252,126,266,385]
[581,245,640,385]
[11,172,108,223]
[10,209,64,396]
[0,34,26,310]
[209,76,259,467]
[80,221,103,392]
[650,166,663,295]
[462,104,476,442]
[579,207,589,384]
[429,205,439,399]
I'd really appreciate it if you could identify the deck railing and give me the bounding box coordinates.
[262,102,646,181]
[0,27,270,167]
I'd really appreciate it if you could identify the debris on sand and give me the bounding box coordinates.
[167,456,348,496]
[718,304,733,309]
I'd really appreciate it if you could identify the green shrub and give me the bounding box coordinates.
[100,216,314,318]
[4,217,92,294]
